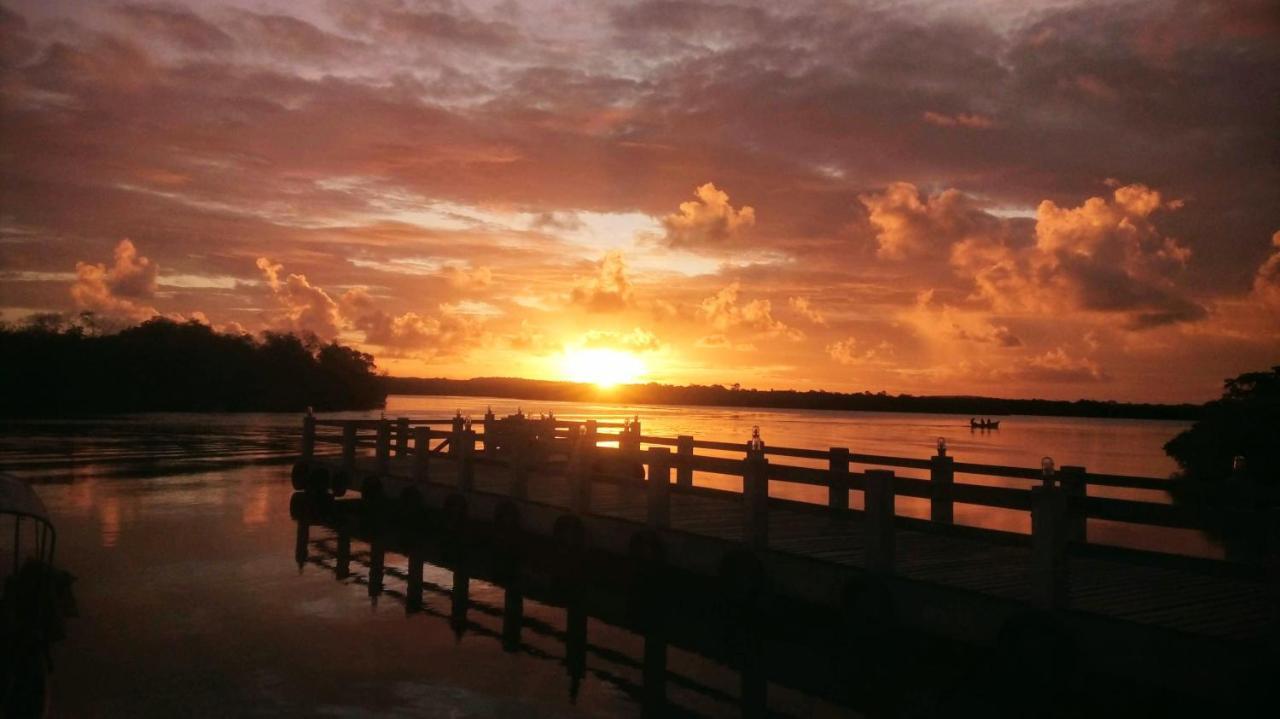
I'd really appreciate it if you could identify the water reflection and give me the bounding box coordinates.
[99,496,120,548]
[292,493,847,716]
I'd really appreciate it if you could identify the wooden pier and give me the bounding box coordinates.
[292,412,1277,706]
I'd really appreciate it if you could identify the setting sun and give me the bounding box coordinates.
[559,348,647,387]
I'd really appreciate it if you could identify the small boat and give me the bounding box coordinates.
[970,419,1001,430]
[1,473,77,718]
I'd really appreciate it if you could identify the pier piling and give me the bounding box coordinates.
[647,447,671,529]
[1060,465,1087,544]
[828,447,850,515]
[413,427,430,482]
[930,451,955,525]
[864,469,895,572]
[676,435,694,488]
[743,447,769,549]
[1031,484,1069,610]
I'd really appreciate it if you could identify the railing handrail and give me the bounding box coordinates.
[299,414,1264,606]
[311,416,1171,492]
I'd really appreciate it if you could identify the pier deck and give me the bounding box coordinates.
[294,414,1277,701]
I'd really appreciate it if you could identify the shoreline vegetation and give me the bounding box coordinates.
[0,317,384,414]
[0,315,1205,421]
[385,376,1202,421]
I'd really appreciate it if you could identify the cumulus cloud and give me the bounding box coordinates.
[342,286,485,356]
[699,282,800,339]
[256,257,342,340]
[1253,230,1280,309]
[827,337,893,366]
[696,333,756,351]
[861,182,1012,261]
[788,296,827,325]
[569,251,633,312]
[942,182,1207,329]
[1018,348,1107,383]
[905,290,1023,348]
[930,349,1108,386]
[442,264,493,289]
[506,320,561,355]
[661,183,756,249]
[581,327,662,353]
[71,239,159,320]
[1030,184,1205,327]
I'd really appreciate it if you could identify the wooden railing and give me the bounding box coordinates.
[299,412,1269,607]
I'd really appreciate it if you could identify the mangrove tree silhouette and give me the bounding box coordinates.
[0,316,385,414]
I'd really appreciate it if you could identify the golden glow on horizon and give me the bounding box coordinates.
[559,348,647,388]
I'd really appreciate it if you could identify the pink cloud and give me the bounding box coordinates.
[71,239,159,321]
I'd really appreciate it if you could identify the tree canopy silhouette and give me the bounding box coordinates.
[1165,365,1280,489]
[0,316,385,414]
[384,376,1200,420]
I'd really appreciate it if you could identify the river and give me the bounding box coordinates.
[1,397,1203,716]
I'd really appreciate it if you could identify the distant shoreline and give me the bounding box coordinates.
[384,377,1202,421]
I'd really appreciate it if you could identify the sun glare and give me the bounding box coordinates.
[559,348,647,388]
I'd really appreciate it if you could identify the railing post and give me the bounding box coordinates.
[301,413,316,462]
[1031,484,1069,610]
[375,420,391,476]
[571,426,594,514]
[828,447,850,515]
[413,427,431,482]
[1059,466,1087,544]
[449,413,465,458]
[864,469,895,572]
[481,406,495,454]
[743,447,769,549]
[395,417,410,457]
[930,453,955,525]
[509,421,529,499]
[647,447,671,529]
[676,436,694,488]
[340,423,356,475]
[458,427,475,493]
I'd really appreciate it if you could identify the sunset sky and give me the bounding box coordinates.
[1,0,1277,402]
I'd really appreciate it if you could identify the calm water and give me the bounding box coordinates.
[0,398,1203,716]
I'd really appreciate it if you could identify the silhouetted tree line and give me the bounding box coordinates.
[1164,367,1278,549]
[0,316,385,414]
[384,376,1201,420]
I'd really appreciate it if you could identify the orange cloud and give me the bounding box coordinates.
[699,282,800,339]
[342,286,485,356]
[71,239,159,320]
[788,296,827,325]
[861,182,1004,261]
[569,251,633,312]
[256,257,342,339]
[827,336,893,366]
[946,183,1205,328]
[1253,230,1280,309]
[443,264,493,289]
[661,183,756,249]
[581,327,662,353]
